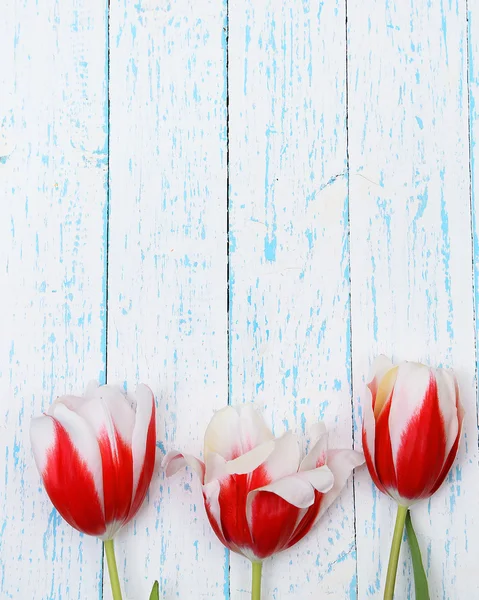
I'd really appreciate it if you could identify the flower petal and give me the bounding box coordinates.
[246,489,301,560]
[65,384,136,447]
[162,450,205,483]
[300,423,328,472]
[55,385,137,529]
[205,440,275,484]
[435,368,461,458]
[388,361,433,464]
[367,355,395,414]
[257,432,300,480]
[129,384,157,519]
[315,449,364,521]
[394,373,446,501]
[375,397,398,492]
[247,465,334,517]
[204,404,274,461]
[30,410,106,537]
[203,480,228,548]
[362,387,384,492]
[374,365,399,418]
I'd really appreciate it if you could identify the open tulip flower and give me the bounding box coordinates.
[163,404,364,599]
[30,382,157,600]
[362,356,464,599]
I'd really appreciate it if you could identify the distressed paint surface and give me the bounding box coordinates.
[348,0,479,598]
[228,1,356,597]
[0,0,108,598]
[4,0,479,598]
[105,1,228,598]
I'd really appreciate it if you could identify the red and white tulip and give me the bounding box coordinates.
[30,382,156,540]
[362,355,464,506]
[163,404,364,562]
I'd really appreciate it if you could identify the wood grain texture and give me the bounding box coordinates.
[0,0,108,598]
[4,0,479,597]
[106,1,228,598]
[228,1,356,597]
[348,0,479,597]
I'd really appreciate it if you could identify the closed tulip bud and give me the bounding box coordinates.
[362,355,464,506]
[362,356,464,600]
[30,382,157,600]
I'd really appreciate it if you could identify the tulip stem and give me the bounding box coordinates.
[104,539,123,600]
[251,561,262,600]
[384,504,408,600]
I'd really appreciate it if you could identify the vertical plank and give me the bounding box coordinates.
[107,1,228,598]
[229,1,355,597]
[469,0,479,433]
[349,0,479,597]
[0,0,108,597]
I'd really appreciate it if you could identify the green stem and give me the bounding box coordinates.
[251,561,263,600]
[384,504,408,600]
[104,539,123,600]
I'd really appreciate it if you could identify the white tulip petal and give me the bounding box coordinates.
[259,432,301,480]
[88,384,136,446]
[300,464,335,493]
[313,449,364,525]
[131,384,156,495]
[435,368,460,459]
[30,415,57,475]
[362,389,378,476]
[247,474,316,520]
[300,424,329,472]
[368,355,395,384]
[308,421,328,446]
[388,362,432,467]
[204,404,274,461]
[205,439,276,484]
[162,450,205,483]
[203,479,227,543]
[245,464,334,528]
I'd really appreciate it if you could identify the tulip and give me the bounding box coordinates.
[30,382,156,600]
[163,404,364,599]
[362,356,464,599]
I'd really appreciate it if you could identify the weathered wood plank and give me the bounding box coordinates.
[106,1,228,597]
[228,0,356,597]
[348,0,479,597]
[0,0,108,597]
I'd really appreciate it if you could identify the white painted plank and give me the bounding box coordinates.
[228,1,356,597]
[348,1,479,597]
[0,0,108,598]
[106,1,228,598]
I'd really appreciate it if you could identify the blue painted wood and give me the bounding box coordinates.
[349,0,479,597]
[105,1,229,598]
[0,0,109,598]
[3,0,479,597]
[228,1,356,597]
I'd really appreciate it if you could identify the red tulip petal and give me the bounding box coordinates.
[429,376,464,496]
[247,490,300,559]
[203,480,229,549]
[98,429,133,526]
[129,388,156,519]
[362,426,385,493]
[32,416,105,536]
[395,376,446,499]
[285,491,323,549]
[216,472,254,550]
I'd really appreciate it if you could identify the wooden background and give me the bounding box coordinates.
[1,0,478,597]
